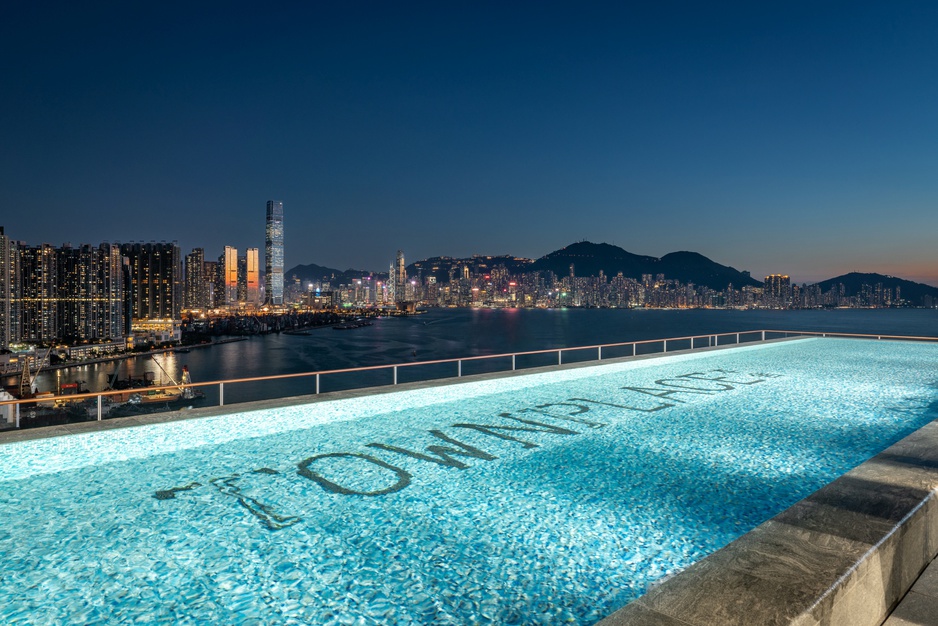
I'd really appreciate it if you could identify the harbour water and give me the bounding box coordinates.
[9,308,938,409]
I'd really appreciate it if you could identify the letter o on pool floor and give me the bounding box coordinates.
[297,452,412,496]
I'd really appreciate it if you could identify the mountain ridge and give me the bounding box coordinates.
[816,272,938,302]
[286,242,936,293]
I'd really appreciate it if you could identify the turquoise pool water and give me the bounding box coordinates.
[1,338,937,625]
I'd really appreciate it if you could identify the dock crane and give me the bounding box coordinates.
[19,345,54,398]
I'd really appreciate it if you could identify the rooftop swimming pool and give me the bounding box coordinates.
[2,338,937,625]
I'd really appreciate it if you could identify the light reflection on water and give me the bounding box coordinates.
[10,307,937,406]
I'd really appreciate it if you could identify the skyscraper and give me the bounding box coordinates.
[17,243,57,343]
[245,247,260,307]
[221,246,238,308]
[0,227,14,349]
[120,242,181,321]
[387,260,396,304]
[395,250,406,303]
[237,254,247,304]
[203,260,218,308]
[265,201,284,306]
[96,243,125,339]
[763,274,792,308]
[57,243,124,342]
[184,248,207,311]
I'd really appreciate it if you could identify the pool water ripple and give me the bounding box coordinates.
[1,338,937,625]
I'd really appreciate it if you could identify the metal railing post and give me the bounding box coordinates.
[15,403,20,429]
[316,374,320,394]
[663,339,668,353]
[219,382,224,407]
[558,350,562,365]
[458,360,462,377]
[761,330,765,341]
[393,366,398,385]
[598,346,602,361]
[632,343,636,357]
[512,354,516,370]
[690,337,694,350]
[97,395,102,421]
[736,332,740,344]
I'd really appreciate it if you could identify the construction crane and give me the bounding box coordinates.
[19,345,54,397]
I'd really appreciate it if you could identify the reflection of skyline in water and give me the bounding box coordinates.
[11,308,938,407]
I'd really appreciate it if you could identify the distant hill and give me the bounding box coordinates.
[816,272,938,304]
[285,263,377,286]
[528,241,761,290]
[289,245,934,299]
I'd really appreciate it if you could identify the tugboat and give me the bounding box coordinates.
[333,318,375,330]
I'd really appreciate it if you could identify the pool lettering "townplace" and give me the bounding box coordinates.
[155,368,781,530]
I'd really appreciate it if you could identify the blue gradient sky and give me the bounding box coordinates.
[2,1,936,284]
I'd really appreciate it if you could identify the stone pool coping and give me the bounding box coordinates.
[3,335,936,626]
[597,418,938,626]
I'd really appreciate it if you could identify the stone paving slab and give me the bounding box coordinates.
[883,554,938,626]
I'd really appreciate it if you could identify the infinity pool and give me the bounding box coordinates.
[2,338,937,625]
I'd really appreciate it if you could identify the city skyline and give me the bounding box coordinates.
[2,223,937,291]
[2,2,937,285]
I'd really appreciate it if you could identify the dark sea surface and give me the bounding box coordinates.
[23,308,938,407]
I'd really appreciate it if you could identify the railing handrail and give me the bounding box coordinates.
[760,330,938,341]
[2,330,936,412]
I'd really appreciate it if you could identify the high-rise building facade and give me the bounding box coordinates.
[95,243,126,339]
[764,274,791,297]
[245,247,260,307]
[220,246,238,308]
[387,260,396,304]
[184,248,207,311]
[763,274,792,308]
[395,250,406,303]
[236,248,261,308]
[237,254,247,304]
[62,243,124,341]
[121,242,181,321]
[265,201,284,306]
[17,243,57,343]
[0,227,13,348]
[5,241,124,346]
[55,245,87,342]
[202,260,218,309]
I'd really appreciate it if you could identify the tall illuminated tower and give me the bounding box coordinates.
[246,247,260,306]
[18,243,57,342]
[387,260,396,304]
[120,242,181,321]
[265,201,284,306]
[395,250,406,303]
[184,248,207,310]
[0,227,13,348]
[0,226,20,349]
[223,246,238,308]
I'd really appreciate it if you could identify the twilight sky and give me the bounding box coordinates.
[2,1,936,285]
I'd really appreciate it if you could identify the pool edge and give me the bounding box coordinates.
[596,417,938,626]
[0,337,804,446]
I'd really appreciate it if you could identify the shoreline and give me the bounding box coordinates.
[3,337,250,380]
